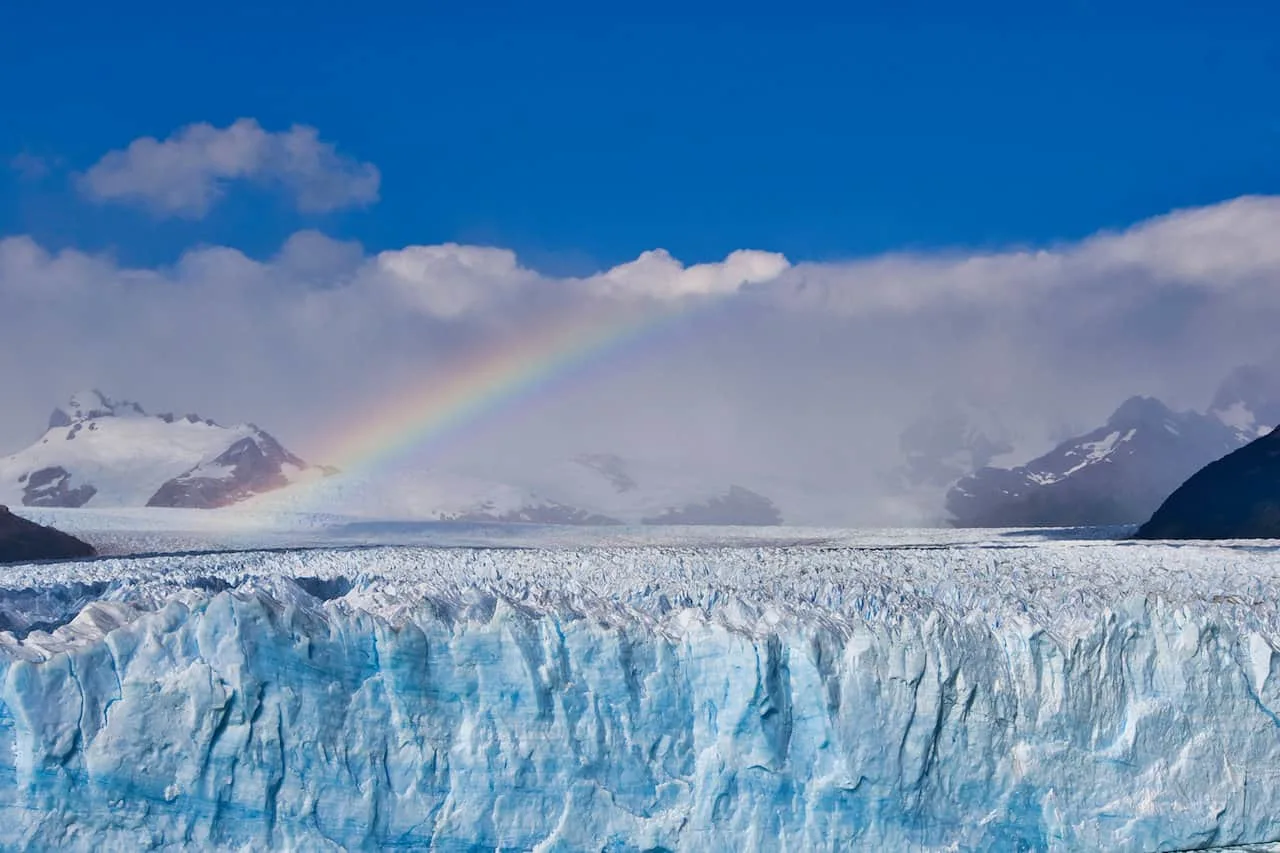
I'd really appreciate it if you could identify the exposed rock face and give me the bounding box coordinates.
[0,506,95,564]
[1137,427,1280,539]
[21,467,97,508]
[643,486,783,526]
[49,391,145,426]
[947,396,1242,527]
[147,432,309,509]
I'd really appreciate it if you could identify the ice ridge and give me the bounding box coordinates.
[0,544,1278,850]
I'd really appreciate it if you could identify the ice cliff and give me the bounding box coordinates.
[1,542,1280,850]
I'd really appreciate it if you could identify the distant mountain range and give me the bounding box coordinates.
[0,392,783,526]
[11,365,1279,529]
[248,451,784,526]
[0,391,315,510]
[944,364,1280,527]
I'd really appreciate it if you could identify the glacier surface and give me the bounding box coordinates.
[2,540,1280,850]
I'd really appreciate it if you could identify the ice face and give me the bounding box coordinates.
[1,542,1280,850]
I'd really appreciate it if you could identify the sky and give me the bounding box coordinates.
[2,2,1280,522]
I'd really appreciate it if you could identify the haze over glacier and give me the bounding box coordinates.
[9,193,1280,526]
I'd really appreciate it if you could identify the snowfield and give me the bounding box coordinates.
[3,523,1280,850]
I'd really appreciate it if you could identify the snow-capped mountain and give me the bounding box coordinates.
[947,396,1244,527]
[0,391,312,510]
[940,360,1280,528]
[0,393,782,524]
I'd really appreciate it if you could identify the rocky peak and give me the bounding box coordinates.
[946,393,1244,527]
[49,390,146,429]
[641,485,783,526]
[146,431,309,509]
[1105,396,1175,429]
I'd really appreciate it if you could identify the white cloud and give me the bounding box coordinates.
[77,119,380,218]
[367,244,537,319]
[9,152,51,182]
[592,249,791,299]
[4,195,1280,523]
[773,196,1280,317]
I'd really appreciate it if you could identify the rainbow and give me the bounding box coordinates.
[302,300,704,490]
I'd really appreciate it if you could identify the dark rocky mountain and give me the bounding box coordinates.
[947,396,1243,527]
[147,432,309,509]
[0,506,95,564]
[642,486,783,526]
[1137,428,1280,539]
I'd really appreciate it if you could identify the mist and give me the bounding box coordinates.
[4,193,1280,522]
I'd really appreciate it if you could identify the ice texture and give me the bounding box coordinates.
[2,541,1280,850]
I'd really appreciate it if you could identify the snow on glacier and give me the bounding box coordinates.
[2,540,1280,850]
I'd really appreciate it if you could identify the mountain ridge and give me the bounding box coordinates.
[0,391,312,510]
[944,372,1276,527]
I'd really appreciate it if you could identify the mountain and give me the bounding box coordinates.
[641,485,783,525]
[897,398,1016,489]
[1136,427,1280,539]
[1208,363,1280,441]
[0,505,95,563]
[499,455,783,526]
[146,432,309,509]
[946,396,1244,527]
[0,393,785,525]
[0,391,312,510]
[250,452,785,525]
[943,359,1280,528]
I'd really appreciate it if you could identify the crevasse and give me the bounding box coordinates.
[0,544,1279,851]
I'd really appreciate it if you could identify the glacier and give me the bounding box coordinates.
[2,539,1280,850]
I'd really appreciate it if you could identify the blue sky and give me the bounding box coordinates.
[3,0,1279,270]
[5,2,1280,519]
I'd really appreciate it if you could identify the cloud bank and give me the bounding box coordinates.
[77,119,381,217]
[10,118,1280,522]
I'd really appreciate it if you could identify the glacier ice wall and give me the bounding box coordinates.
[1,544,1280,850]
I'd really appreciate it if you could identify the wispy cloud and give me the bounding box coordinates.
[76,119,380,218]
[9,152,52,182]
